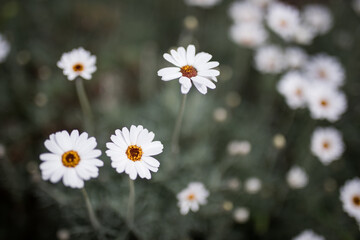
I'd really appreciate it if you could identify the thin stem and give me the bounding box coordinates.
[171,94,187,154]
[127,179,135,228]
[75,78,94,134]
[81,188,101,231]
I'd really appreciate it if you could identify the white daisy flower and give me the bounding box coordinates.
[311,127,344,165]
[305,54,345,87]
[277,71,308,109]
[293,24,316,45]
[228,1,263,24]
[39,130,103,189]
[184,0,221,8]
[229,23,268,48]
[266,2,300,41]
[293,229,325,240]
[286,166,308,189]
[106,125,163,180]
[57,47,97,81]
[254,45,285,74]
[306,84,347,122]
[177,182,209,215]
[157,45,220,94]
[340,178,360,221]
[302,4,333,35]
[244,177,262,194]
[285,47,308,69]
[233,207,250,223]
[0,34,10,63]
[250,0,273,8]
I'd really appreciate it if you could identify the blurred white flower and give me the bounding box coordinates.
[229,23,268,48]
[311,127,344,165]
[293,24,316,45]
[293,229,325,240]
[266,2,300,41]
[340,178,360,221]
[0,34,10,63]
[353,0,360,15]
[39,130,103,189]
[305,54,345,87]
[158,45,220,94]
[306,84,347,122]
[213,107,228,122]
[228,1,263,23]
[177,182,209,215]
[302,4,333,35]
[277,71,308,109]
[250,0,273,8]
[273,134,286,149]
[57,47,97,81]
[184,0,221,8]
[286,166,308,189]
[233,207,250,223]
[227,178,241,190]
[106,125,163,180]
[227,140,251,156]
[254,45,285,74]
[245,177,262,194]
[285,47,308,69]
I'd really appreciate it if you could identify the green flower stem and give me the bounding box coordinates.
[127,179,135,228]
[81,188,101,231]
[171,94,187,154]
[75,78,94,134]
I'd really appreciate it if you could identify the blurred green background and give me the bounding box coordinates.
[1,0,360,239]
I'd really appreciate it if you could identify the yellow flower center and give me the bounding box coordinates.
[180,65,197,78]
[62,150,80,168]
[187,193,195,201]
[322,141,330,149]
[353,195,360,207]
[295,88,302,97]
[320,99,328,107]
[318,69,327,79]
[73,63,84,72]
[126,145,143,161]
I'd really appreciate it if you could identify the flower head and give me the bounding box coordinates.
[106,125,163,180]
[302,4,333,35]
[277,71,308,109]
[245,177,262,194]
[39,130,103,188]
[285,47,308,69]
[286,166,308,189]
[0,34,10,63]
[293,24,316,45]
[158,45,220,94]
[177,182,209,215]
[254,45,285,74]
[233,207,250,223]
[340,178,360,221]
[57,47,97,81]
[292,230,325,240]
[228,1,263,23]
[229,23,268,48]
[311,127,344,165]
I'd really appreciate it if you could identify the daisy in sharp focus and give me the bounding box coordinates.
[157,45,220,95]
[311,127,344,165]
[0,34,10,63]
[106,125,163,180]
[57,47,97,81]
[340,178,360,221]
[177,182,209,215]
[277,71,308,109]
[254,45,285,74]
[39,130,103,189]
[292,229,325,240]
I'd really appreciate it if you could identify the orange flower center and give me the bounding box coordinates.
[295,88,302,97]
[73,63,84,72]
[318,69,327,79]
[187,193,195,201]
[126,145,143,161]
[320,99,328,107]
[353,195,360,206]
[180,65,197,78]
[322,141,330,149]
[62,150,80,168]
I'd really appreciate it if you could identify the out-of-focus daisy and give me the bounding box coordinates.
[228,1,263,23]
[39,130,103,189]
[305,54,345,87]
[158,45,220,94]
[294,24,316,45]
[233,207,250,223]
[266,2,300,41]
[286,166,308,189]
[302,4,333,35]
[229,23,268,48]
[254,45,285,74]
[106,125,163,180]
[0,34,10,63]
[340,178,360,220]
[250,0,273,8]
[277,71,308,109]
[311,127,344,165]
[245,177,262,194]
[177,182,209,215]
[292,230,325,240]
[184,0,221,8]
[227,140,251,156]
[306,84,347,122]
[285,47,308,69]
[57,47,97,81]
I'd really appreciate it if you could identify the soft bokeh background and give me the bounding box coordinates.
[1,0,360,239]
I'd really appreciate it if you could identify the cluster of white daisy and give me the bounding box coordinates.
[0,33,10,63]
[228,1,333,49]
